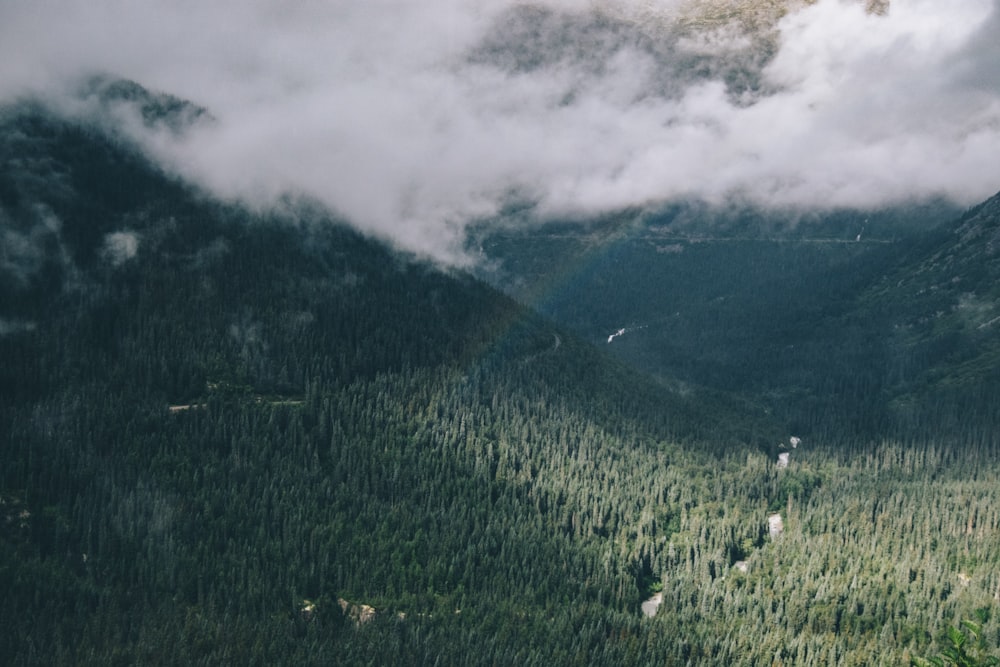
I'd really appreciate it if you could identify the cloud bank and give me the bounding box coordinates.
[1,0,999,263]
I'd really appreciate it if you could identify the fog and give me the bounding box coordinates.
[2,0,999,263]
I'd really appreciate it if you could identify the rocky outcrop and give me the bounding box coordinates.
[641,592,663,618]
[768,513,784,540]
[338,598,376,626]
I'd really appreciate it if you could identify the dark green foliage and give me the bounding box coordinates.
[0,103,777,664]
[4,95,1000,666]
[475,191,1000,444]
[913,609,1000,667]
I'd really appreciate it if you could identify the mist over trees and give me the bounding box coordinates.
[3,94,1000,665]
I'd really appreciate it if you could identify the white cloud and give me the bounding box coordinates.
[1,0,999,264]
[102,231,140,266]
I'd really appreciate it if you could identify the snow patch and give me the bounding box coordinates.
[607,325,648,343]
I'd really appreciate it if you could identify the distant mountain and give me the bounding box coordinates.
[475,191,999,440]
[847,190,1000,427]
[81,75,213,134]
[475,0,892,105]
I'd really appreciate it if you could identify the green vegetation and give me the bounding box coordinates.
[3,93,1000,665]
[912,609,1000,667]
[476,192,999,443]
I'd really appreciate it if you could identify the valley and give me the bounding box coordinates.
[1,96,1000,665]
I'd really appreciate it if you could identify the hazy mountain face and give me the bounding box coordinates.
[472,186,1000,439]
[2,0,1000,263]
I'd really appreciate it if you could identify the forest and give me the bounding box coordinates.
[3,94,1000,665]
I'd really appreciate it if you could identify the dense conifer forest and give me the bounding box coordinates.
[476,191,1000,443]
[3,97,1000,665]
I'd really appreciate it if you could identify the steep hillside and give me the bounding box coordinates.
[3,92,1000,666]
[851,191,1000,426]
[0,96,780,664]
[473,197,966,437]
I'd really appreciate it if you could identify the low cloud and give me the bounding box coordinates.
[101,230,140,267]
[2,0,999,264]
[0,205,64,286]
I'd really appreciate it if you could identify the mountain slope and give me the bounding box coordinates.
[4,90,1000,666]
[473,198,966,438]
[848,191,1000,427]
[0,96,784,664]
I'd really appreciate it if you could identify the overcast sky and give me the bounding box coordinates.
[2,0,999,264]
